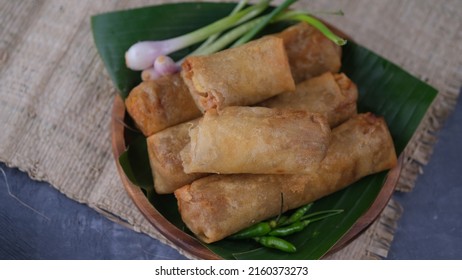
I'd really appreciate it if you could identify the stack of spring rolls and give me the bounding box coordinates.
[125,22,398,244]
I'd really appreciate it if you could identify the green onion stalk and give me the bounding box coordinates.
[189,0,250,56]
[125,0,347,80]
[125,0,270,71]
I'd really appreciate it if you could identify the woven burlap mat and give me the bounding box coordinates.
[1,0,460,259]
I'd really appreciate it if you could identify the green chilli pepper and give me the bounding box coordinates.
[229,222,272,239]
[282,203,313,225]
[268,215,289,229]
[268,220,308,237]
[253,236,297,253]
[228,202,344,254]
[270,209,344,236]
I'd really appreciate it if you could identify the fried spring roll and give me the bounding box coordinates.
[175,113,397,243]
[125,73,201,136]
[260,72,358,127]
[147,119,207,194]
[181,37,296,112]
[275,22,342,83]
[148,73,355,194]
[180,106,331,175]
[126,23,342,135]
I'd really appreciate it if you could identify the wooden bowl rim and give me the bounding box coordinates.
[111,95,402,259]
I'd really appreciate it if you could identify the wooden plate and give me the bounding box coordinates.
[111,95,402,259]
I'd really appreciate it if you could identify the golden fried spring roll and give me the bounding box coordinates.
[275,22,342,83]
[125,73,202,136]
[181,37,296,112]
[149,74,355,194]
[127,23,341,135]
[147,119,207,194]
[180,106,331,175]
[260,72,358,127]
[175,113,397,243]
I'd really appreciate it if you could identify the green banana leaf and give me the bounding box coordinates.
[91,2,437,259]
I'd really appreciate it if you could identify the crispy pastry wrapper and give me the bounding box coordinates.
[175,113,398,243]
[181,36,296,112]
[148,72,355,194]
[261,72,358,127]
[125,73,201,136]
[126,23,341,135]
[274,22,342,83]
[147,119,207,194]
[180,106,331,175]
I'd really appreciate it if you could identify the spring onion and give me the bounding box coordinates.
[126,0,347,81]
[125,0,270,70]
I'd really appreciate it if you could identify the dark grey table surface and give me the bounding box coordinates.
[1,93,461,260]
